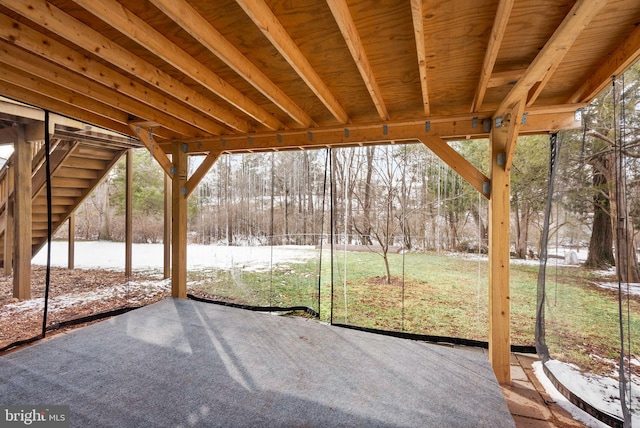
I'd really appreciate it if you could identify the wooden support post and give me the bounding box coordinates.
[164,167,171,279]
[488,107,522,385]
[171,143,187,298]
[13,125,31,300]
[68,213,75,269]
[125,149,133,278]
[4,194,13,276]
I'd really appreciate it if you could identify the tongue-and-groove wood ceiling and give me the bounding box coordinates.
[0,0,638,155]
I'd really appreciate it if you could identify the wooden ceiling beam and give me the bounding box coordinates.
[150,0,313,129]
[70,0,275,132]
[327,0,389,121]
[177,109,580,154]
[0,40,194,140]
[0,0,229,135]
[496,0,607,117]
[0,63,131,128]
[410,0,430,115]
[471,0,514,113]
[0,80,133,137]
[235,0,349,124]
[0,97,44,122]
[568,21,640,104]
[487,69,526,88]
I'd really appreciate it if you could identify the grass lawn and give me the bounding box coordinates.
[188,249,640,376]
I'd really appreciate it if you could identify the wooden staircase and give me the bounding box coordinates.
[0,124,140,267]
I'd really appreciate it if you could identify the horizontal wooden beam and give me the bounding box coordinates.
[0,97,45,122]
[175,108,582,154]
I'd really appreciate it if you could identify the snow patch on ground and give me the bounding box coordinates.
[590,281,640,297]
[0,279,170,318]
[534,359,640,427]
[33,241,318,272]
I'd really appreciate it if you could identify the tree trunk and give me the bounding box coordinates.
[585,166,614,267]
[515,200,530,259]
[607,153,640,283]
[361,146,374,245]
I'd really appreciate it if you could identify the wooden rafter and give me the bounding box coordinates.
[496,0,607,116]
[410,0,430,115]
[471,0,514,113]
[527,61,561,107]
[0,63,130,128]
[150,0,313,129]
[569,22,640,104]
[327,0,389,121]
[235,0,349,124]
[0,0,231,135]
[0,40,192,140]
[0,80,133,137]
[71,0,280,132]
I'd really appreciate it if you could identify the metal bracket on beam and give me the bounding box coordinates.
[170,165,176,175]
[472,117,478,128]
[249,136,254,145]
[221,138,226,148]
[483,119,491,132]
[277,134,282,143]
[575,108,583,122]
[521,112,528,125]
[497,152,507,166]
[344,128,350,138]
[482,181,491,195]
[425,121,431,132]
[307,131,313,141]
[383,124,388,135]
[181,143,188,153]
[495,116,503,128]
[181,186,187,196]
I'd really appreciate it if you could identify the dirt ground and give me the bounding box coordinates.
[0,266,170,351]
